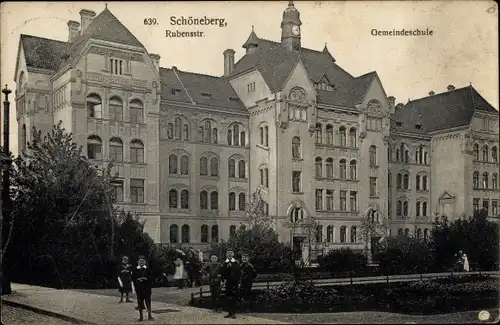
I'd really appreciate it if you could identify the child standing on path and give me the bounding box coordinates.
[117,256,133,303]
[203,254,223,313]
[132,255,153,322]
[221,249,241,319]
[239,253,257,312]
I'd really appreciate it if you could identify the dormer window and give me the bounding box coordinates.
[396,122,403,127]
[229,97,239,102]
[201,92,212,98]
[110,58,123,75]
[247,82,256,93]
[315,82,334,91]
[171,88,181,95]
[415,124,422,130]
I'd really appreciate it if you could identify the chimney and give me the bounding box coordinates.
[428,91,435,96]
[149,54,160,71]
[387,96,395,110]
[447,85,455,92]
[67,20,80,42]
[395,103,404,111]
[79,9,96,33]
[223,49,235,77]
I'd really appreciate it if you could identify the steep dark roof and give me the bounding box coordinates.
[20,35,67,71]
[316,71,376,107]
[160,68,247,113]
[391,85,498,134]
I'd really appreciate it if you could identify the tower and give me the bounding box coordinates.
[281,1,302,52]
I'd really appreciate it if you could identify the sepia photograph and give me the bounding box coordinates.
[0,1,499,324]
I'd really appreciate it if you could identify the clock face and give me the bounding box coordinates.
[292,25,300,36]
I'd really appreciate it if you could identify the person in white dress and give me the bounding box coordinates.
[173,257,186,289]
[462,253,470,272]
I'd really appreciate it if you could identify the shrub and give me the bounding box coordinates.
[374,236,432,274]
[318,248,367,275]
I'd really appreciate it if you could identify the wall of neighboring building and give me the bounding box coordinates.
[229,70,272,108]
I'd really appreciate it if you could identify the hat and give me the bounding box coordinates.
[138,255,146,260]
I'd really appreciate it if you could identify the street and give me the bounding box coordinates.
[2,304,77,325]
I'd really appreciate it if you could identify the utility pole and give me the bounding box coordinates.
[1,84,13,295]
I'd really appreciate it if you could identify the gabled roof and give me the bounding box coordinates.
[438,191,456,200]
[19,35,67,71]
[391,85,498,134]
[316,71,376,107]
[160,68,247,114]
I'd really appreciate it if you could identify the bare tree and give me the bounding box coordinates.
[357,206,390,263]
[245,189,273,229]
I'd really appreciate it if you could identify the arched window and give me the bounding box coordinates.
[349,128,357,147]
[228,159,236,177]
[422,202,428,216]
[87,135,102,160]
[483,172,489,189]
[492,173,498,190]
[403,201,409,217]
[259,127,264,145]
[109,96,123,121]
[229,192,236,210]
[170,225,178,243]
[416,175,421,190]
[315,157,323,177]
[201,225,208,243]
[240,131,246,147]
[167,123,174,139]
[264,126,269,147]
[473,171,480,188]
[398,228,403,236]
[260,169,264,186]
[339,159,346,179]
[20,124,27,152]
[404,150,409,163]
[387,146,392,162]
[339,126,346,147]
[228,123,245,147]
[404,228,410,236]
[349,160,357,180]
[169,189,178,208]
[109,137,123,162]
[422,175,428,190]
[423,228,429,241]
[230,225,237,237]
[130,140,144,163]
[203,120,212,143]
[397,174,402,189]
[315,224,323,243]
[473,144,479,160]
[416,201,421,216]
[210,191,219,210]
[396,148,400,161]
[212,128,218,144]
[369,145,377,166]
[290,206,304,223]
[238,160,246,178]
[200,157,208,176]
[326,226,334,242]
[326,125,333,145]
[483,145,489,162]
[198,126,204,141]
[174,117,182,140]
[388,170,392,189]
[340,226,346,243]
[492,146,498,163]
[169,154,178,174]
[265,168,269,187]
[87,94,102,118]
[181,189,189,209]
[238,193,246,211]
[180,155,189,175]
[326,158,334,178]
[182,124,189,141]
[315,123,322,144]
[129,99,144,123]
[396,201,402,215]
[211,225,219,243]
[292,137,301,159]
[403,174,409,189]
[181,224,190,243]
[227,129,232,145]
[210,157,219,176]
[200,191,208,209]
[350,226,357,243]
[416,228,422,240]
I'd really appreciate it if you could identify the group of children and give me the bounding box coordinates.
[117,250,257,321]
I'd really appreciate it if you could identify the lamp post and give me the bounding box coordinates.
[1,84,12,295]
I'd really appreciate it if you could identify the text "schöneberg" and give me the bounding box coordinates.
[170,16,227,27]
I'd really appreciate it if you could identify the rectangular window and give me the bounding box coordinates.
[109,145,123,162]
[350,191,357,212]
[492,200,498,216]
[315,189,323,211]
[473,198,480,212]
[247,82,256,93]
[292,171,301,192]
[326,190,333,211]
[130,147,144,163]
[87,143,102,160]
[130,108,143,123]
[340,190,347,211]
[110,58,123,75]
[483,199,489,213]
[130,179,144,203]
[369,177,378,197]
[111,181,124,203]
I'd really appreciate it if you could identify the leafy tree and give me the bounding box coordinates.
[245,189,273,229]
[357,207,390,263]
[375,236,432,274]
[318,248,367,275]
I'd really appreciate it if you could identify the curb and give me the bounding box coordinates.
[2,298,96,325]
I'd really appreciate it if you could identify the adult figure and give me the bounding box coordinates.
[173,257,186,289]
[221,249,241,319]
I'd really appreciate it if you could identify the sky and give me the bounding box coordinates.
[1,1,498,155]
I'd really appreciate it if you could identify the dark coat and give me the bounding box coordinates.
[132,266,152,297]
[203,262,222,286]
[240,261,257,286]
[221,259,241,293]
[117,263,133,293]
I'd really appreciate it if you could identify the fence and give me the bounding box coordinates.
[190,270,499,303]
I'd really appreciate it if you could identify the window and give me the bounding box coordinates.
[316,225,323,243]
[350,191,357,212]
[483,199,489,212]
[482,145,489,162]
[339,126,346,147]
[211,225,219,243]
[340,190,347,211]
[404,150,409,163]
[180,190,189,209]
[227,129,232,145]
[201,225,208,243]
[204,120,212,143]
[130,179,144,203]
[210,157,219,176]
[473,172,480,188]
[130,140,144,163]
[416,228,422,240]
[264,126,268,146]
[492,146,498,163]
[181,225,190,243]
[483,172,489,189]
[398,228,403,236]
[129,99,144,123]
[416,201,421,216]
[247,82,256,93]
[422,202,427,216]
[369,146,377,166]
[388,199,392,218]
[473,144,479,160]
[228,124,245,147]
[397,174,402,189]
[170,225,178,243]
[260,127,264,145]
[229,192,236,210]
[175,117,182,140]
[387,147,392,162]
[87,94,102,118]
[473,198,480,212]
[110,58,123,75]
[109,96,123,121]
[492,200,498,215]
[315,189,323,210]
[183,125,189,141]
[404,228,410,236]
[87,135,102,159]
[403,174,409,190]
[198,126,204,142]
[369,177,377,197]
[109,137,123,162]
[339,159,347,179]
[169,189,178,208]
[238,193,246,211]
[423,229,429,241]
[210,191,219,210]
[315,123,322,144]
[292,136,301,159]
[403,201,409,217]
[200,191,208,209]
[326,158,334,178]
[422,175,428,191]
[492,173,498,190]
[20,124,27,152]
[240,131,246,147]
[349,128,357,147]
[416,175,421,190]
[327,226,334,242]
[228,159,236,177]
[265,168,269,187]
[351,226,357,243]
[200,157,208,176]
[238,160,246,178]
[169,154,178,174]
[388,171,392,189]
[326,125,333,145]
[167,124,174,139]
[326,190,333,211]
[111,181,124,202]
[340,226,346,243]
[349,160,357,179]
[292,171,301,192]
[260,167,269,187]
[315,157,323,177]
[230,225,236,237]
[212,128,218,144]
[290,207,304,223]
[177,158,189,176]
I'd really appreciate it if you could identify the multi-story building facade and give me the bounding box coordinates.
[14,3,499,259]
